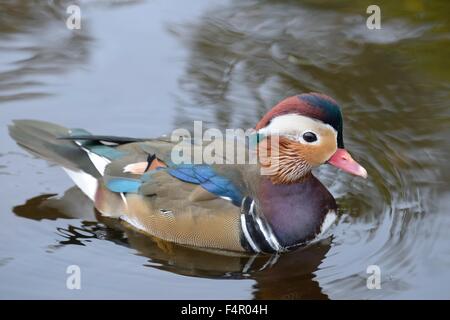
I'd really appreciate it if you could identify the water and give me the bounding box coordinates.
[1,0,449,299]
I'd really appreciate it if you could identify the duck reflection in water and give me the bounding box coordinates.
[14,187,330,299]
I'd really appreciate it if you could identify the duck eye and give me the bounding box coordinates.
[303,131,317,143]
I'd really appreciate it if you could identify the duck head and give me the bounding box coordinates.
[255,93,367,183]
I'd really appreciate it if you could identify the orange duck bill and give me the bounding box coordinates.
[327,148,367,178]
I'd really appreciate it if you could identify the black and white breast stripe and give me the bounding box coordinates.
[240,197,285,253]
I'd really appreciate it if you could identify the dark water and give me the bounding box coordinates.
[1,0,449,299]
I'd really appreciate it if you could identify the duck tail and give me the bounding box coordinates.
[8,120,101,200]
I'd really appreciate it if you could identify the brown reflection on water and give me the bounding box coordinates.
[13,188,328,299]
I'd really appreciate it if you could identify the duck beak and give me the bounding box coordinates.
[327,148,367,178]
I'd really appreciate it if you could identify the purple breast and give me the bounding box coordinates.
[258,175,337,247]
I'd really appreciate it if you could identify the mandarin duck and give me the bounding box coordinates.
[9,93,367,254]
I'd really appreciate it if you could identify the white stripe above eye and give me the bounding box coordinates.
[257,114,337,141]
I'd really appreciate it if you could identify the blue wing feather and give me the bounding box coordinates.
[168,164,243,206]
